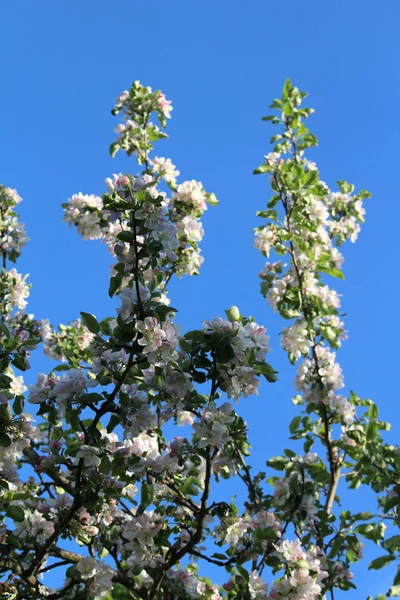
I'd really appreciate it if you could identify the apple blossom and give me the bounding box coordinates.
[1,79,397,600]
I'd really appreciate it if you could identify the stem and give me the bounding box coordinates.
[148,368,219,598]
[236,447,260,506]
[276,149,341,517]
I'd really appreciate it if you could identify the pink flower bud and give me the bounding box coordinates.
[119,175,130,187]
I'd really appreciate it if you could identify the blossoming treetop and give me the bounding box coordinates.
[0,79,399,600]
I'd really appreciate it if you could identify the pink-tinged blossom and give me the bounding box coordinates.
[172,180,208,212]
[92,348,128,375]
[224,365,260,401]
[53,368,97,401]
[177,410,195,426]
[122,511,163,569]
[267,276,291,311]
[295,345,344,405]
[281,320,312,360]
[254,225,277,256]
[14,510,55,543]
[76,558,114,599]
[117,90,130,104]
[76,557,97,579]
[105,173,130,191]
[155,91,173,118]
[273,478,291,505]
[121,432,160,461]
[304,197,329,224]
[4,187,22,205]
[193,401,234,449]
[0,216,28,256]
[117,285,152,321]
[28,373,56,404]
[5,269,30,311]
[329,215,361,243]
[137,316,180,361]
[174,246,204,277]
[233,321,270,361]
[75,445,101,468]
[268,540,328,600]
[89,563,114,599]
[9,373,27,396]
[252,510,281,535]
[326,393,355,425]
[63,193,104,240]
[151,156,180,184]
[265,151,281,165]
[224,516,249,546]
[203,315,269,400]
[249,571,269,599]
[178,215,204,243]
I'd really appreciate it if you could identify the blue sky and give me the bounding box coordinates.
[1,0,400,596]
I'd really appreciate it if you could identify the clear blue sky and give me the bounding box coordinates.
[1,0,400,596]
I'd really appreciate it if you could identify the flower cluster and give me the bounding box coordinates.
[202,313,271,401]
[41,318,94,362]
[268,540,328,599]
[1,80,393,600]
[254,82,369,433]
[110,81,171,162]
[0,185,27,263]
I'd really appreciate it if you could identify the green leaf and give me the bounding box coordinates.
[267,195,280,208]
[13,396,24,415]
[6,505,25,522]
[109,142,120,158]
[329,535,344,559]
[337,180,355,195]
[256,209,279,220]
[353,511,374,522]
[117,231,134,243]
[383,535,400,553]
[368,554,395,570]
[53,364,71,372]
[0,374,12,388]
[253,164,269,175]
[215,345,235,364]
[66,565,78,579]
[84,393,104,403]
[80,312,100,334]
[319,266,345,280]
[140,483,154,510]
[0,432,12,447]
[255,362,278,382]
[109,275,123,298]
[0,321,10,338]
[107,414,120,433]
[267,456,288,471]
[282,101,293,116]
[184,330,205,341]
[236,565,249,581]
[289,416,301,434]
[11,354,27,371]
[282,78,293,100]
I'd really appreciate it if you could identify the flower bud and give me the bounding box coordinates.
[225,305,240,322]
[119,175,130,187]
